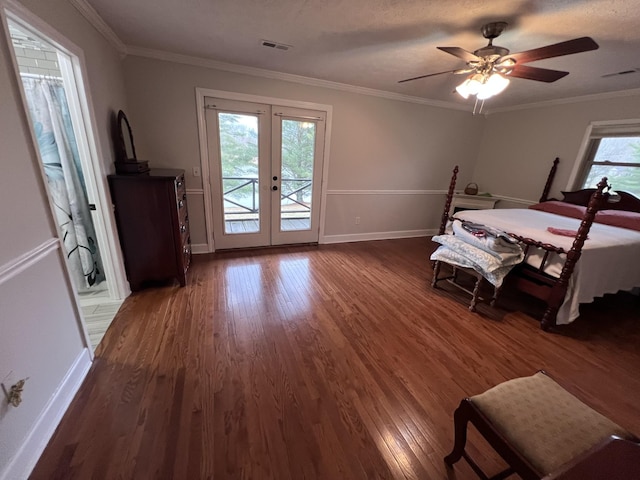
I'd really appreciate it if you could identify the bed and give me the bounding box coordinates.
[433,158,640,330]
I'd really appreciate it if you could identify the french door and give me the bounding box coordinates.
[205,97,326,249]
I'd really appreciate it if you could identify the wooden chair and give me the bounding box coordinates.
[444,371,638,480]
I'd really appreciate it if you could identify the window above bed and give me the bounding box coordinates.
[577,124,640,198]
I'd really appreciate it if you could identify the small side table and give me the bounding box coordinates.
[450,193,499,213]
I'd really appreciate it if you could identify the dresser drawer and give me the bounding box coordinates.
[108,169,189,290]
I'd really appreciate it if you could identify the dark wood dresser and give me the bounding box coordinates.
[108,169,191,291]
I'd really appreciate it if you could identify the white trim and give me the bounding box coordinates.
[186,188,204,195]
[487,87,640,115]
[321,229,435,244]
[326,189,446,195]
[68,0,126,55]
[191,243,209,254]
[3,4,131,302]
[195,87,334,253]
[567,118,640,190]
[133,46,467,111]
[0,348,92,480]
[568,124,595,190]
[0,238,59,285]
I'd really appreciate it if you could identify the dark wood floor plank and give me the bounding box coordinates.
[30,238,640,479]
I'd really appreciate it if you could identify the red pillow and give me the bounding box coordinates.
[595,210,640,232]
[529,201,587,220]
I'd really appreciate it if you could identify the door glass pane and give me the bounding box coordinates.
[280,119,315,231]
[218,113,260,234]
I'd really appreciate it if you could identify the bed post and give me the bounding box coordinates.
[438,165,459,236]
[540,176,608,330]
[539,157,560,203]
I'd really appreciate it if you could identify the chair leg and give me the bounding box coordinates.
[444,400,471,466]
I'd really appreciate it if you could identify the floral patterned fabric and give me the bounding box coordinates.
[430,234,524,287]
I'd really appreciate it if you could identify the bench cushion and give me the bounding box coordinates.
[470,372,630,474]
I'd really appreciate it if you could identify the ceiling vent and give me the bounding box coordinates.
[601,68,640,78]
[261,40,292,51]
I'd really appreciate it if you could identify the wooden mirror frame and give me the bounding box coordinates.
[117,110,137,163]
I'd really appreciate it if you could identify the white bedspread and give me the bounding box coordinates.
[453,209,640,324]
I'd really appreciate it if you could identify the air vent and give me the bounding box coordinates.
[261,40,292,51]
[601,68,640,78]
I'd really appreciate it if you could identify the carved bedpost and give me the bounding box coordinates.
[539,157,560,203]
[438,165,459,236]
[540,176,608,330]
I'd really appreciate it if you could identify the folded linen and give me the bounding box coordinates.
[431,234,524,287]
[430,245,515,287]
[546,227,585,238]
[452,220,523,260]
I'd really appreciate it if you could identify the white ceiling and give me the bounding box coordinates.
[87,0,640,111]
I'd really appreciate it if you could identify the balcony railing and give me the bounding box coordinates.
[222,176,312,217]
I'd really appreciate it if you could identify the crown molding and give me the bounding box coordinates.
[486,87,640,115]
[126,46,469,111]
[69,0,126,55]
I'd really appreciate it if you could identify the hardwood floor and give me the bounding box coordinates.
[31,238,640,479]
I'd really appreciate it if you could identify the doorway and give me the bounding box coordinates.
[6,15,125,348]
[205,97,326,250]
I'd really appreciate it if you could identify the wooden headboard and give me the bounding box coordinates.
[560,189,640,213]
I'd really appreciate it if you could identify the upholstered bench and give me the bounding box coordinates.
[444,372,638,480]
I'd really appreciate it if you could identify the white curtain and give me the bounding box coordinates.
[22,76,105,291]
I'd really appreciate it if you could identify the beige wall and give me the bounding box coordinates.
[0,0,128,476]
[122,56,486,245]
[473,95,640,203]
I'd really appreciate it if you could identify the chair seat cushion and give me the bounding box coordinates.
[470,372,630,475]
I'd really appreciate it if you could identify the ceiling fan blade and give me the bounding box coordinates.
[508,65,569,82]
[398,70,459,83]
[501,37,599,64]
[437,46,480,62]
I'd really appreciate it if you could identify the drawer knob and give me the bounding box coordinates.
[180,225,186,233]
[178,200,184,208]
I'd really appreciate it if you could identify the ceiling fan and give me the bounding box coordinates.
[399,22,599,101]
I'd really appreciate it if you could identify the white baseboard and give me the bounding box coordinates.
[191,243,210,254]
[1,348,92,480]
[321,229,436,244]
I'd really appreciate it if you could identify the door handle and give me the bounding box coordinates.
[272,185,278,191]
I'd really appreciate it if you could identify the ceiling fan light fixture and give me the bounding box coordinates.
[457,72,510,101]
[480,72,510,99]
[455,80,472,99]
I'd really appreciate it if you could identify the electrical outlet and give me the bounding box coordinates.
[192,167,201,177]
[355,216,360,225]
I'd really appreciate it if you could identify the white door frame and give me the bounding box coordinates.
[2,1,130,303]
[195,87,333,252]
[271,106,326,245]
[205,98,272,249]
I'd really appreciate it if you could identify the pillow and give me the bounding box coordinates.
[595,210,640,232]
[529,201,587,220]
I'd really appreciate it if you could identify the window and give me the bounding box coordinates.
[577,124,640,197]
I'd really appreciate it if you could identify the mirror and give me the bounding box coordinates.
[117,110,137,163]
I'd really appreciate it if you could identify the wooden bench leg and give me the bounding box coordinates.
[444,400,471,467]
[431,260,442,288]
[490,285,501,307]
[469,274,482,312]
